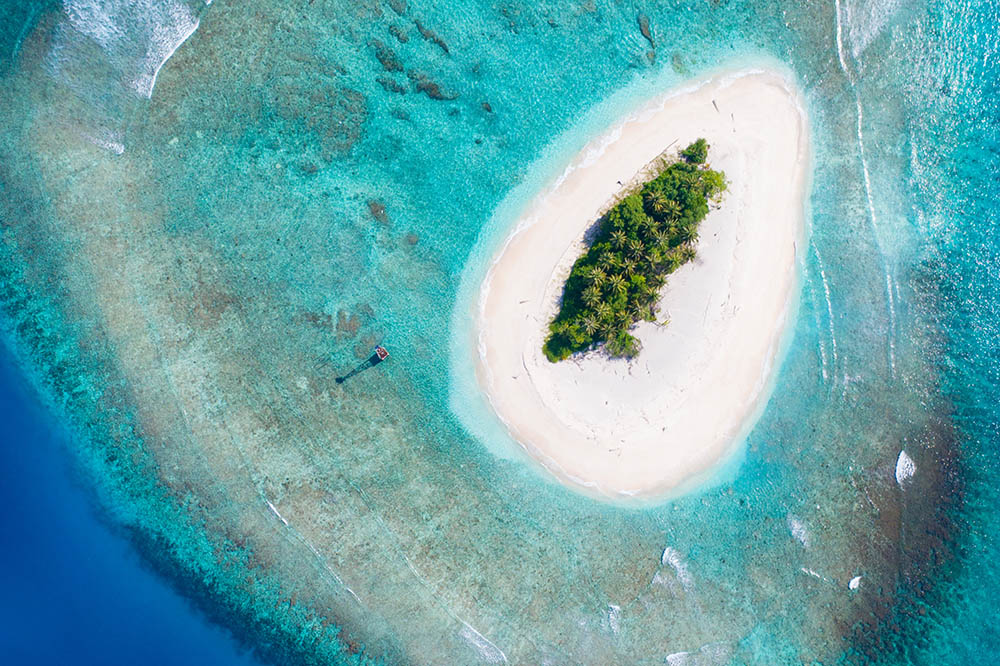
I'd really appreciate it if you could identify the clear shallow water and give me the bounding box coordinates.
[0,0,998,663]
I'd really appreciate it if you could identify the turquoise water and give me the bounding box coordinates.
[1,0,997,663]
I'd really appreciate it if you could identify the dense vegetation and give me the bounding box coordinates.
[543,138,726,362]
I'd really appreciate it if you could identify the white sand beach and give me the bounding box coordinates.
[476,70,810,499]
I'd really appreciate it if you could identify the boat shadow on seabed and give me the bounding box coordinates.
[325,345,390,384]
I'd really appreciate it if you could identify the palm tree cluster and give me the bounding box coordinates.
[543,138,726,362]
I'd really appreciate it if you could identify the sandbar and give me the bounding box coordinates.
[475,69,810,499]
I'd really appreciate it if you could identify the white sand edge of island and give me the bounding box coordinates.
[475,69,811,500]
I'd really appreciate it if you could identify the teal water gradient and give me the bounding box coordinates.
[0,0,997,663]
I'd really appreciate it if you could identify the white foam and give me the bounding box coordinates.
[800,567,833,584]
[132,0,200,98]
[849,575,862,590]
[787,515,810,548]
[895,449,916,485]
[666,641,732,665]
[302,540,362,605]
[606,604,621,634]
[651,570,682,596]
[459,623,507,664]
[845,0,904,59]
[853,97,898,376]
[833,0,850,77]
[265,499,289,526]
[65,0,125,50]
[812,244,839,386]
[50,0,200,100]
[835,0,899,378]
[661,547,693,589]
[83,128,125,154]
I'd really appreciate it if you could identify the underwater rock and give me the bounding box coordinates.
[354,334,379,359]
[389,24,409,43]
[368,199,390,224]
[377,76,407,94]
[481,101,494,113]
[404,233,419,245]
[300,310,333,331]
[191,273,240,329]
[266,57,367,160]
[499,6,520,34]
[413,19,450,54]
[638,14,654,48]
[408,70,458,100]
[671,52,689,75]
[336,310,362,340]
[388,0,406,15]
[370,39,403,72]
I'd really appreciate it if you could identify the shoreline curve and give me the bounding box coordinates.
[474,69,811,500]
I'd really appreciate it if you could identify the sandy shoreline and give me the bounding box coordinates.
[475,69,810,499]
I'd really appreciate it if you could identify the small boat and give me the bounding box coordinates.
[336,345,390,384]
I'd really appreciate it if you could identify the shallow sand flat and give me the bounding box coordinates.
[477,70,810,499]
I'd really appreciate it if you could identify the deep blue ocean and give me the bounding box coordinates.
[0,342,260,665]
[2,0,1000,663]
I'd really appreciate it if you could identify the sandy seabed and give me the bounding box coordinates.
[476,69,811,500]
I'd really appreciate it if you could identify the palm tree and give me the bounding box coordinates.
[622,258,638,276]
[627,238,645,260]
[610,230,627,249]
[646,191,681,221]
[597,251,617,270]
[645,248,662,272]
[677,224,698,245]
[583,285,601,307]
[661,198,682,221]
[595,301,613,322]
[581,314,599,336]
[607,273,627,296]
[645,190,669,215]
[599,317,618,340]
[588,266,607,288]
[629,302,653,323]
[678,245,697,263]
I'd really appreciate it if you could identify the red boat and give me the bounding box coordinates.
[335,345,389,384]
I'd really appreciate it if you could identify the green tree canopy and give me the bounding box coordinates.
[542,139,727,362]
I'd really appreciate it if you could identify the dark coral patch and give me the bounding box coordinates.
[407,70,458,100]
[413,19,450,54]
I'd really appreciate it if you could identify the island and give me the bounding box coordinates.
[474,70,810,499]
[543,139,726,362]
